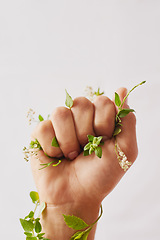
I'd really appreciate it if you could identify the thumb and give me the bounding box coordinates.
[113,87,138,162]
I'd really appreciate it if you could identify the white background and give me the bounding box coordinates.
[0,1,160,239]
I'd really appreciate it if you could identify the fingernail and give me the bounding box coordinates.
[68,151,78,160]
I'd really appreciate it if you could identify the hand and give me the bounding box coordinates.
[30,87,138,240]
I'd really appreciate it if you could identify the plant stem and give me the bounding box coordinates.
[34,202,39,216]
[90,204,103,227]
[120,81,146,108]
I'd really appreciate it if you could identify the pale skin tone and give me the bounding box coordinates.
[30,87,138,240]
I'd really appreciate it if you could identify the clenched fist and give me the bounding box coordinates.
[30,87,138,240]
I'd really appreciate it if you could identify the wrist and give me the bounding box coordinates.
[41,201,101,240]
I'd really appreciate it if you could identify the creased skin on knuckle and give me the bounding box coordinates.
[37,120,52,136]
[51,107,71,122]
[94,95,115,110]
[73,97,93,112]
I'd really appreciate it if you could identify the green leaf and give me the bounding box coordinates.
[65,89,73,109]
[70,228,92,240]
[30,191,39,203]
[83,150,89,156]
[115,92,121,107]
[113,127,122,137]
[35,220,42,233]
[89,147,94,155]
[118,108,135,118]
[37,233,45,238]
[51,136,59,147]
[80,229,91,240]
[63,214,89,230]
[38,202,46,217]
[87,135,94,142]
[70,231,82,240]
[95,147,102,158]
[24,232,33,237]
[30,139,42,150]
[26,237,37,240]
[94,88,104,96]
[93,136,103,146]
[25,211,34,219]
[20,219,34,232]
[84,142,91,151]
[70,231,85,240]
[38,115,44,122]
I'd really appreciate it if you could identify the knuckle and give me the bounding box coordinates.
[37,120,51,135]
[94,96,115,110]
[51,107,70,121]
[73,97,93,111]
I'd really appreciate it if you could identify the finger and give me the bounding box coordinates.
[114,87,129,110]
[114,87,138,161]
[93,96,116,140]
[31,120,63,158]
[50,107,80,160]
[71,97,95,146]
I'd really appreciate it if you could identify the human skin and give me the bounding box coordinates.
[30,87,138,240]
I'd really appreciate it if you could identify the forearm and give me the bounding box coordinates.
[41,202,101,240]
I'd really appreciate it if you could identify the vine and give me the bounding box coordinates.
[21,82,146,239]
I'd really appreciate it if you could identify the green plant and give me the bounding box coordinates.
[20,191,50,240]
[63,205,103,240]
[21,82,146,239]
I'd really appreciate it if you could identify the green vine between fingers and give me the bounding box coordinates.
[21,82,146,240]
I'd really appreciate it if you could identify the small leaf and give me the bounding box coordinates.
[51,136,59,147]
[70,231,85,240]
[35,220,42,233]
[83,150,89,156]
[30,191,39,203]
[38,202,46,217]
[37,233,45,238]
[20,219,34,232]
[24,232,33,237]
[25,211,34,219]
[113,127,122,137]
[70,228,92,240]
[94,88,104,96]
[70,231,82,240]
[115,92,121,107]
[80,229,91,240]
[65,89,73,109]
[95,147,102,158]
[87,135,94,142]
[29,211,34,218]
[26,237,37,240]
[63,214,89,230]
[38,115,44,122]
[89,147,94,155]
[118,108,135,118]
[30,139,42,150]
[94,136,103,146]
[84,142,91,151]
